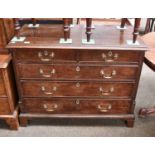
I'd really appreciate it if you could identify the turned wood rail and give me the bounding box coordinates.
[84,18,141,43]
[13,18,141,44]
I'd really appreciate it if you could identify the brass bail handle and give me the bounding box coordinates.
[38,51,55,62]
[41,86,57,95]
[97,104,112,112]
[102,51,118,62]
[100,69,117,79]
[39,68,56,78]
[43,104,58,112]
[99,87,114,96]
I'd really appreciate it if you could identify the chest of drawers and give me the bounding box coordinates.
[8,24,147,127]
[0,54,19,130]
[0,19,19,130]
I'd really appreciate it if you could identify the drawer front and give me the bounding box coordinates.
[14,49,76,62]
[21,81,134,98]
[0,72,6,96]
[20,98,131,114]
[14,49,140,64]
[79,50,140,63]
[17,64,138,80]
[0,98,10,114]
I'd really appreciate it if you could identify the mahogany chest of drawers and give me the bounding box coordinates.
[7,24,147,127]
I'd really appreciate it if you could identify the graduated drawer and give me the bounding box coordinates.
[14,49,76,63]
[20,98,131,114]
[0,72,7,97]
[21,81,135,98]
[0,98,11,114]
[13,49,140,64]
[17,64,138,81]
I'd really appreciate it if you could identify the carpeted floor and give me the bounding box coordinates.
[0,64,155,137]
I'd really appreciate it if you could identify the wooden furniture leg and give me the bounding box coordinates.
[86,18,92,42]
[77,18,80,24]
[32,18,37,26]
[125,119,135,128]
[19,116,29,127]
[63,18,70,41]
[120,18,127,28]
[133,18,141,43]
[5,110,19,130]
[139,107,155,117]
[13,18,20,38]
[145,18,151,34]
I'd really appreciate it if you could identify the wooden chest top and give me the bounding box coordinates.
[7,25,147,51]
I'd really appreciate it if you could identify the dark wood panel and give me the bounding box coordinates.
[21,81,135,98]
[20,98,131,114]
[17,63,138,81]
[4,62,18,110]
[0,19,14,53]
[0,98,10,114]
[0,71,7,96]
[0,54,19,130]
[0,19,7,49]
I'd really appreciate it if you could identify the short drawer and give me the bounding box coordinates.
[20,98,131,114]
[14,49,76,63]
[0,98,11,114]
[17,64,138,81]
[21,81,135,98]
[79,50,141,63]
[0,72,6,96]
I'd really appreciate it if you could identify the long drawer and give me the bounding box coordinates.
[17,64,138,81]
[0,98,10,114]
[0,72,7,97]
[14,49,140,63]
[20,98,131,114]
[20,81,135,98]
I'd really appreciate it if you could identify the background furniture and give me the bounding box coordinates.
[139,32,155,117]
[144,18,155,34]
[0,19,19,130]
[0,19,14,53]
[0,54,19,130]
[77,18,131,26]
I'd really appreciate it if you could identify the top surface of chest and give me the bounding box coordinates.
[7,24,147,51]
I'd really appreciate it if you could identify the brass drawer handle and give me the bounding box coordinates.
[38,51,55,62]
[39,68,56,78]
[99,86,114,95]
[97,104,112,112]
[75,99,80,105]
[43,104,58,112]
[76,82,80,88]
[41,86,57,95]
[100,69,116,79]
[102,51,118,62]
[76,66,80,72]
